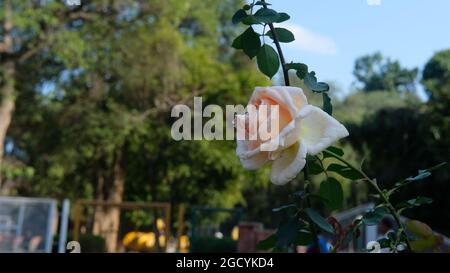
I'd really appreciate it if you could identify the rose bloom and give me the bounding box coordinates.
[236,86,349,185]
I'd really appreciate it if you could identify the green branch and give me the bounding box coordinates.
[322,149,413,252]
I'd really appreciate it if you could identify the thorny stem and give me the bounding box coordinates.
[259,0,316,251]
[304,162,321,253]
[261,0,290,86]
[323,150,413,252]
[258,0,321,252]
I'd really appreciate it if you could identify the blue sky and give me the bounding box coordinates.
[260,0,450,97]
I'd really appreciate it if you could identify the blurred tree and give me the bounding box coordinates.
[353,52,418,93]
[0,0,118,190]
[422,49,450,150]
[5,0,269,251]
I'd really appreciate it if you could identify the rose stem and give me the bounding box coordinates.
[261,0,290,86]
[260,0,319,252]
[304,162,321,253]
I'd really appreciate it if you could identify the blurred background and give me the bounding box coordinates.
[0,0,448,253]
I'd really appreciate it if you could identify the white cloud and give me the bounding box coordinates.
[279,23,338,55]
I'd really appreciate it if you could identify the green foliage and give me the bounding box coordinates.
[240,27,261,59]
[6,0,270,221]
[326,164,364,180]
[266,28,295,43]
[362,207,388,226]
[77,234,106,253]
[319,177,343,210]
[257,44,280,78]
[353,52,418,92]
[276,217,300,248]
[304,72,330,93]
[256,233,277,250]
[305,208,334,234]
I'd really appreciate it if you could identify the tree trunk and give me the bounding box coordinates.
[92,151,126,252]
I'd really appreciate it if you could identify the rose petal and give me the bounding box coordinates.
[270,141,307,185]
[298,105,349,155]
[250,86,308,120]
[236,137,269,171]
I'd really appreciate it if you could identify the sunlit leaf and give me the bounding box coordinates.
[254,8,279,24]
[266,28,295,43]
[275,12,290,23]
[257,44,280,78]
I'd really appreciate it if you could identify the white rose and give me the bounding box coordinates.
[236,86,349,185]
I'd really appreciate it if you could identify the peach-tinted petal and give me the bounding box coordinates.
[270,141,307,185]
[250,86,308,121]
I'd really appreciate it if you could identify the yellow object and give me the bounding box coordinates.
[122,231,167,252]
[157,218,165,232]
[406,220,433,238]
[122,231,139,247]
[231,226,239,241]
[179,235,190,253]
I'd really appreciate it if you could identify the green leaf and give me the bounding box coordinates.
[296,231,313,246]
[276,217,300,248]
[272,204,297,213]
[306,156,323,175]
[408,196,433,206]
[406,170,431,182]
[256,234,277,250]
[305,208,335,234]
[231,35,243,49]
[257,44,280,78]
[397,197,433,212]
[254,8,279,24]
[254,1,271,6]
[327,164,364,180]
[243,4,251,10]
[391,162,447,194]
[319,177,344,210]
[232,9,247,25]
[323,146,344,157]
[266,28,295,43]
[322,92,333,115]
[241,27,261,59]
[285,62,308,79]
[362,207,388,226]
[304,71,330,93]
[275,12,290,23]
[242,15,261,25]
